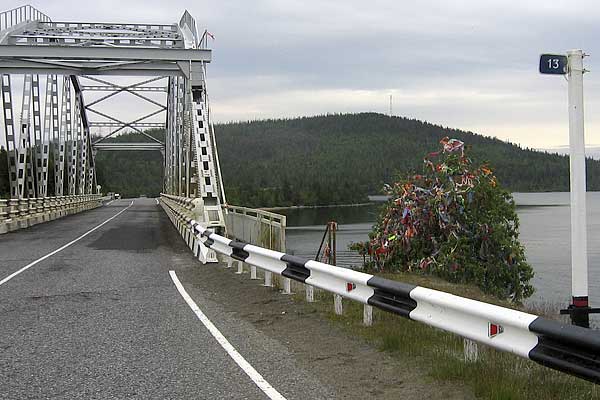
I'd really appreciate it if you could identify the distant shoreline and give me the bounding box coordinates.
[261,202,375,211]
[260,192,589,210]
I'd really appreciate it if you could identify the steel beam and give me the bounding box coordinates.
[54,76,69,196]
[93,142,164,151]
[38,75,54,197]
[89,122,164,128]
[0,45,211,62]
[20,74,35,198]
[81,85,166,92]
[1,74,20,198]
[0,61,191,76]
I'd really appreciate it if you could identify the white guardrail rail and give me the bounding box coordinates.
[0,195,102,234]
[160,194,600,384]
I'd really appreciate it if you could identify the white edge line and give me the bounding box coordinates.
[106,199,115,205]
[169,270,287,400]
[0,200,134,287]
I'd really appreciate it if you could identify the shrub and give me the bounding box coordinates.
[354,137,534,301]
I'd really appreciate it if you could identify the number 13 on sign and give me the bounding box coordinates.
[539,54,568,74]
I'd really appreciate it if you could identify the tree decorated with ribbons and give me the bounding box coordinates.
[354,138,534,301]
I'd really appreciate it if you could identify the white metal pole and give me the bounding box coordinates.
[567,49,589,307]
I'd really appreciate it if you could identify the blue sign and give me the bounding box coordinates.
[540,54,568,75]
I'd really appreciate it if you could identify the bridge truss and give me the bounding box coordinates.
[0,5,226,228]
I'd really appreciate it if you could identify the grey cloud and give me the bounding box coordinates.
[1,0,600,148]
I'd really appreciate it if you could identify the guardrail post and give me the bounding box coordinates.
[226,256,233,269]
[283,277,292,294]
[305,284,314,302]
[250,265,258,280]
[263,270,273,287]
[236,260,244,274]
[463,339,478,362]
[363,305,373,326]
[334,294,343,315]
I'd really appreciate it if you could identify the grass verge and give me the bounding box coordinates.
[292,272,599,400]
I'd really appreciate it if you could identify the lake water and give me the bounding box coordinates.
[281,192,600,312]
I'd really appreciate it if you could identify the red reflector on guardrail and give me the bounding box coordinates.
[489,323,504,338]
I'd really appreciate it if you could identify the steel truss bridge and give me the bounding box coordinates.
[0,4,225,228]
[1,5,599,397]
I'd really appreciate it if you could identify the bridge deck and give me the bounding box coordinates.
[0,199,471,399]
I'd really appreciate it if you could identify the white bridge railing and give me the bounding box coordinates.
[0,194,102,234]
[160,194,600,385]
[0,5,51,32]
[223,204,286,252]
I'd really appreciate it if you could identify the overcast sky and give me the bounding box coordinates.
[3,0,600,148]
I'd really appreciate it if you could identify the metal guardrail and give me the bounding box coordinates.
[0,5,51,32]
[194,221,600,384]
[223,204,286,252]
[159,194,219,263]
[0,195,102,234]
[160,194,600,384]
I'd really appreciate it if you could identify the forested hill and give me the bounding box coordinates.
[217,113,598,206]
[2,112,600,205]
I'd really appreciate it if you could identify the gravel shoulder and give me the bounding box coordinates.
[177,251,476,399]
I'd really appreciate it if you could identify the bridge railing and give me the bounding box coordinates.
[158,194,287,252]
[222,204,286,252]
[159,194,292,290]
[159,193,219,263]
[159,193,196,220]
[0,5,51,31]
[0,195,102,234]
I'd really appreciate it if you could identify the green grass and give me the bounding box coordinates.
[292,275,599,400]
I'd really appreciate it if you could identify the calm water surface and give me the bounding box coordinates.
[281,192,600,310]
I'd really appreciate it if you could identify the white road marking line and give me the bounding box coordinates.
[0,200,134,287]
[106,199,115,205]
[169,270,287,400]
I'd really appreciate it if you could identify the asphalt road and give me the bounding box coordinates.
[0,198,333,399]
